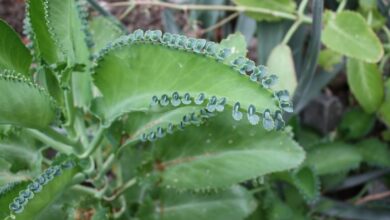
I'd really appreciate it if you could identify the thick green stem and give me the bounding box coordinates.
[95,154,115,180]
[80,126,105,158]
[104,178,137,201]
[25,128,74,154]
[74,111,89,149]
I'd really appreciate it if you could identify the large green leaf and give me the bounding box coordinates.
[322,11,383,63]
[347,58,384,113]
[0,70,56,129]
[233,0,296,21]
[267,44,297,94]
[150,111,304,190]
[93,30,291,129]
[305,142,362,175]
[89,16,124,53]
[139,186,257,220]
[379,79,390,127]
[3,158,79,219]
[0,20,32,75]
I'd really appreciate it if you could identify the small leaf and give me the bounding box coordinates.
[379,79,390,127]
[317,49,342,71]
[305,142,362,175]
[0,70,56,129]
[338,107,376,140]
[139,186,257,220]
[356,138,390,167]
[267,44,297,94]
[347,58,384,113]
[220,32,248,64]
[233,0,296,22]
[0,20,32,76]
[322,11,383,63]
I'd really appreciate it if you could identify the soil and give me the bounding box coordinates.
[0,0,25,34]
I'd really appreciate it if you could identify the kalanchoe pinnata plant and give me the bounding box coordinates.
[0,0,307,219]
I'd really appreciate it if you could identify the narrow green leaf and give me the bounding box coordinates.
[0,20,32,75]
[347,58,384,113]
[152,111,304,190]
[27,0,63,64]
[305,142,362,175]
[356,138,390,167]
[233,0,296,21]
[267,44,297,94]
[316,197,390,220]
[379,79,390,127]
[139,186,257,220]
[0,70,56,129]
[45,0,92,108]
[322,11,383,63]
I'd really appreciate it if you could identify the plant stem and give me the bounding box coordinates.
[104,178,137,201]
[80,126,105,158]
[119,0,136,20]
[63,90,75,137]
[201,12,240,34]
[25,129,74,155]
[87,0,128,32]
[74,111,89,149]
[281,0,309,44]
[95,154,115,180]
[109,1,313,24]
[42,127,78,146]
[282,19,302,44]
[336,0,347,13]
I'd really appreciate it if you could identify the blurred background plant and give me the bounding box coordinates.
[1,0,390,219]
